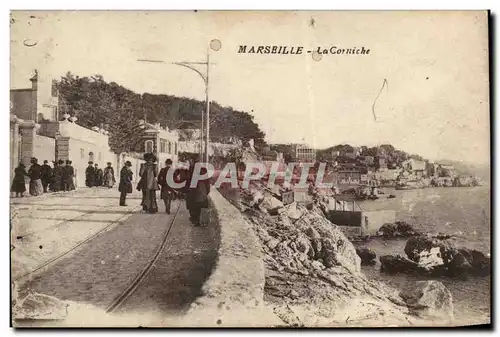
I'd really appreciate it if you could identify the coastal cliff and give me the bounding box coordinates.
[221,183,456,327]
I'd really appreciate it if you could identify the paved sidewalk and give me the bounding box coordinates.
[12,187,220,325]
[11,187,143,280]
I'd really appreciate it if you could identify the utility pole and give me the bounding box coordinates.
[205,48,210,163]
[137,39,220,163]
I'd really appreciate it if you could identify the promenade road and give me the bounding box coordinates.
[11,186,219,325]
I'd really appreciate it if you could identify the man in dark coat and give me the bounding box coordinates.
[118,161,133,206]
[41,160,52,193]
[85,162,95,187]
[185,160,211,226]
[65,160,75,191]
[53,159,65,192]
[60,160,68,191]
[157,159,176,214]
[94,164,103,187]
[50,161,61,192]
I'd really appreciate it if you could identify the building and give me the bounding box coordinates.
[10,70,59,123]
[358,155,375,166]
[292,144,316,163]
[10,71,60,174]
[139,121,179,168]
[10,72,147,185]
[337,168,362,185]
[339,146,360,160]
[377,156,388,171]
[402,158,427,178]
[436,164,457,178]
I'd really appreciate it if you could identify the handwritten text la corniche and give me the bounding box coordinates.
[238,45,371,55]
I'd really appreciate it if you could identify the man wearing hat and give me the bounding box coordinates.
[50,160,60,191]
[119,161,133,206]
[28,157,43,196]
[85,161,95,187]
[41,160,52,193]
[65,160,76,191]
[94,163,103,187]
[60,159,68,191]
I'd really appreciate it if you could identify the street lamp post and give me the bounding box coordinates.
[138,41,218,164]
[171,56,211,163]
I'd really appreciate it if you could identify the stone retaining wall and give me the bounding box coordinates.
[183,188,280,327]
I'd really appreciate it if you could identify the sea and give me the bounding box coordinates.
[357,186,491,325]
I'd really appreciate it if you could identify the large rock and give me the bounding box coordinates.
[379,255,421,274]
[469,249,491,276]
[260,194,284,216]
[356,247,377,266]
[284,202,303,220]
[400,281,454,322]
[404,236,490,277]
[377,221,421,238]
[295,210,361,273]
[404,235,455,265]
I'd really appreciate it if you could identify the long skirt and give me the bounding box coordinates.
[11,177,26,193]
[104,173,115,188]
[29,179,43,196]
[141,189,158,213]
[67,176,76,191]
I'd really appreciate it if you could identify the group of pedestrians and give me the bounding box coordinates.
[11,158,76,197]
[85,162,116,188]
[117,152,210,226]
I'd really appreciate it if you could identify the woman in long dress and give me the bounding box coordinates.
[51,160,63,192]
[28,157,44,196]
[103,162,116,188]
[138,153,159,213]
[11,163,28,197]
[185,161,211,226]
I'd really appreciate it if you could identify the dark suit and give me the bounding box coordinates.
[118,166,133,206]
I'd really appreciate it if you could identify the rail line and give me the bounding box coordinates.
[105,202,181,313]
[13,207,141,282]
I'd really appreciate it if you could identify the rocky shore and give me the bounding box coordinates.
[220,183,463,326]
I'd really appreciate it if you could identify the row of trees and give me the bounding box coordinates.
[55,72,267,154]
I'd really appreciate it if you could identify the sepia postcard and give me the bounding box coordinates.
[10,10,491,328]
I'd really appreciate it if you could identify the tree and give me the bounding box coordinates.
[57,73,147,154]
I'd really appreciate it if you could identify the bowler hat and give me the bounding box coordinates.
[88,161,93,165]
[58,159,64,164]
[125,161,132,167]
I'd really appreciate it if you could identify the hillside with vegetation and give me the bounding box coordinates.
[55,72,266,154]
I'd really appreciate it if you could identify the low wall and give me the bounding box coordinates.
[327,210,363,227]
[184,188,280,327]
[33,135,55,162]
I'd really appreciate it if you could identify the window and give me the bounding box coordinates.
[145,140,154,153]
[80,148,85,158]
[160,140,165,153]
[167,141,171,154]
[52,106,58,121]
[89,152,94,162]
[51,80,58,97]
[174,142,178,155]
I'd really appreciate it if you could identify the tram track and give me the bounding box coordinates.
[13,206,141,282]
[105,202,181,313]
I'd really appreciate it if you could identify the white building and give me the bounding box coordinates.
[139,121,180,168]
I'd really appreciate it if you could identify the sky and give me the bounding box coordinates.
[10,11,490,164]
